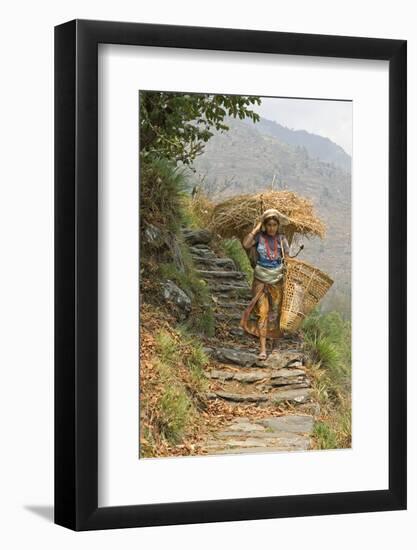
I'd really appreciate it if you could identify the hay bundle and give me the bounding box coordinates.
[209,190,326,243]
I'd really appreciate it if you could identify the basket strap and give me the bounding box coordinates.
[280,235,285,260]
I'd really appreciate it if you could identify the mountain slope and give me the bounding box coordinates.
[185,116,351,316]
[247,116,351,171]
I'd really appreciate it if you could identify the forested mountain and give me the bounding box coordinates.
[184,116,352,316]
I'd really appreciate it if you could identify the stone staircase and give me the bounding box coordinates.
[183,229,318,455]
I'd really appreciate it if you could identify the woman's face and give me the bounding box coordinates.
[265,218,279,236]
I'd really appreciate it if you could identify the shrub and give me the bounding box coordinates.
[140,154,189,234]
[302,308,351,378]
[302,308,352,449]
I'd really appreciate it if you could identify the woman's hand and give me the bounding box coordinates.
[242,220,262,249]
[253,221,262,233]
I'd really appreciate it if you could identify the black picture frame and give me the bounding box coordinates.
[54,19,407,531]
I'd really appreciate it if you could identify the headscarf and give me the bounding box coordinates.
[261,208,291,229]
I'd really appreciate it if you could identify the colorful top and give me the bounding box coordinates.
[254,232,290,269]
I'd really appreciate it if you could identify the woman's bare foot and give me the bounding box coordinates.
[258,350,267,360]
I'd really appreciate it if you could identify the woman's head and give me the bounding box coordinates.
[263,216,279,236]
[261,208,281,236]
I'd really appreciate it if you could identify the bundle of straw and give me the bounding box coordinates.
[208,190,326,243]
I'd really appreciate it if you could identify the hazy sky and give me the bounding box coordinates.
[253,97,352,156]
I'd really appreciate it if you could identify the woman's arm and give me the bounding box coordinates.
[242,221,262,249]
[280,234,290,257]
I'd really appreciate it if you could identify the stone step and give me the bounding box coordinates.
[208,282,251,293]
[207,367,309,386]
[207,391,268,403]
[206,387,312,405]
[190,249,216,259]
[204,444,308,454]
[214,312,243,323]
[204,347,263,368]
[202,415,314,454]
[268,387,313,405]
[208,371,310,395]
[203,342,259,354]
[190,244,211,250]
[197,269,247,280]
[212,300,249,309]
[181,228,212,246]
[204,347,305,369]
[192,257,236,270]
[270,369,310,387]
[267,354,305,369]
[213,328,251,342]
[229,327,248,338]
[212,289,253,301]
[207,369,266,383]
[257,415,314,433]
[204,435,310,452]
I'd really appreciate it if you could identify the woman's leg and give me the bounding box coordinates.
[271,282,284,352]
[257,293,269,358]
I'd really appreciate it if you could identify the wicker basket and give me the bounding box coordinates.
[279,257,334,332]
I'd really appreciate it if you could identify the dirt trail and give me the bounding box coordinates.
[184,230,319,455]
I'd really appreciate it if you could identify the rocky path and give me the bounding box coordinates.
[183,229,318,455]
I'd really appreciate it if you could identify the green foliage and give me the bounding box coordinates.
[180,192,213,229]
[338,406,352,446]
[304,332,340,373]
[302,308,351,378]
[151,327,212,444]
[140,155,189,234]
[155,329,180,364]
[140,91,261,165]
[155,328,209,394]
[312,421,338,450]
[140,424,157,458]
[176,327,210,387]
[159,243,215,337]
[179,199,201,229]
[312,404,351,450]
[187,308,215,338]
[155,358,196,444]
[302,308,352,449]
[219,238,253,284]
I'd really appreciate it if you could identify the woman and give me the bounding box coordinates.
[240,209,290,360]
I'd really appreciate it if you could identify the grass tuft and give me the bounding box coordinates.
[217,237,253,284]
[140,325,211,455]
[301,308,351,449]
[312,421,338,449]
[155,358,196,444]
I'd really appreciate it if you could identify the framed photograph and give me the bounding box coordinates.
[54,19,407,531]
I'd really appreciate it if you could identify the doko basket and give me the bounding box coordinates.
[279,257,334,332]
